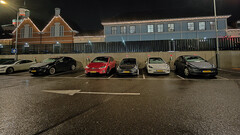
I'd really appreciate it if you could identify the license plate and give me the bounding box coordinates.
[202,70,212,73]
[31,70,37,73]
[157,70,163,72]
[90,71,97,73]
[123,71,130,73]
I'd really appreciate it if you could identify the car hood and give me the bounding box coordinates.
[188,61,214,69]
[148,63,169,69]
[88,62,107,68]
[119,64,136,69]
[30,62,53,68]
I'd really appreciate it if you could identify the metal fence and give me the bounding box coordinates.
[0,38,239,55]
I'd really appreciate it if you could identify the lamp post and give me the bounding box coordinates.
[213,0,220,68]
[0,0,19,60]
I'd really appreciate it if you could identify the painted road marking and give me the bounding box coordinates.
[43,90,140,96]
[176,75,185,80]
[219,69,240,74]
[108,74,114,79]
[216,75,229,80]
[75,74,86,78]
[143,74,145,79]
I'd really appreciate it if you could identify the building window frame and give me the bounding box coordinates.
[50,26,55,37]
[20,28,24,38]
[120,26,126,34]
[168,23,175,32]
[60,25,64,36]
[111,26,117,34]
[210,21,216,30]
[188,22,195,31]
[147,24,154,33]
[157,24,164,32]
[199,22,206,30]
[130,25,136,34]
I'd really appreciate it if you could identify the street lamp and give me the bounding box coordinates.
[213,0,220,68]
[0,0,19,60]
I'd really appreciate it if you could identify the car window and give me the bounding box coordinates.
[43,58,58,63]
[92,57,109,63]
[26,60,33,63]
[149,58,165,64]
[184,56,205,62]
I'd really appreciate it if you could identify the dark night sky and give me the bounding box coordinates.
[0,0,240,33]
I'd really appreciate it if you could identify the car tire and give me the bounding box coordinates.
[71,64,76,71]
[106,67,110,75]
[49,67,56,75]
[184,68,190,77]
[6,67,14,74]
[174,65,178,74]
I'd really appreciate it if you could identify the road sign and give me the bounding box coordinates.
[11,48,17,54]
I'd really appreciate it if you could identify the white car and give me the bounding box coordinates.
[146,57,170,74]
[0,59,36,74]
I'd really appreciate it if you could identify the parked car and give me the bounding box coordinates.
[117,58,139,76]
[85,56,116,75]
[174,55,218,77]
[29,57,76,75]
[146,57,170,75]
[0,58,15,64]
[0,59,36,74]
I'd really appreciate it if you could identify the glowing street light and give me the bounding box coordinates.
[0,0,7,5]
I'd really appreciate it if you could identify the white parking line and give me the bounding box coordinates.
[219,69,240,74]
[143,74,145,79]
[216,75,229,80]
[108,74,114,79]
[75,74,86,78]
[176,75,185,80]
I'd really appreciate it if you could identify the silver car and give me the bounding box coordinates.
[146,57,170,75]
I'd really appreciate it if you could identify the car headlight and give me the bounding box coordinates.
[41,65,49,68]
[85,66,89,69]
[99,66,106,69]
[117,66,121,70]
[148,65,153,68]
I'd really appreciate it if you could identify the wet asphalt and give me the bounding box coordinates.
[0,69,240,135]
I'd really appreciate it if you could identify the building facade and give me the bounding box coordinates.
[102,16,230,42]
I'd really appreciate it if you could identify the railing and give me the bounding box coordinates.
[0,38,239,55]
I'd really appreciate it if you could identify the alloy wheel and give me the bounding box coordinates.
[49,67,56,75]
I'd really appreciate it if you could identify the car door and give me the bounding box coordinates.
[178,57,186,71]
[55,58,66,72]
[13,61,22,71]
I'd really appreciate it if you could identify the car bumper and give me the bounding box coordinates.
[0,68,6,73]
[85,68,107,74]
[147,68,170,74]
[117,69,138,76]
[189,68,218,76]
[29,68,48,74]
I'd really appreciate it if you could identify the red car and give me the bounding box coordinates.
[85,56,116,75]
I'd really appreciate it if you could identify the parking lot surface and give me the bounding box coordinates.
[0,69,240,135]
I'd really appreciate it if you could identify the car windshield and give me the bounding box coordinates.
[120,59,136,65]
[92,57,109,63]
[1,60,17,65]
[43,58,58,63]
[149,58,165,64]
[185,56,205,62]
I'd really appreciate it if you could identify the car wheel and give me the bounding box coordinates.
[184,68,190,77]
[174,65,178,73]
[6,67,14,74]
[106,67,110,75]
[49,67,56,75]
[71,64,76,71]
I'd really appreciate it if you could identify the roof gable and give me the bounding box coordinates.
[12,18,41,34]
[42,15,74,32]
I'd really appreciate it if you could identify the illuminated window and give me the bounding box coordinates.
[29,27,33,38]
[130,25,136,34]
[199,22,206,30]
[20,28,24,38]
[210,22,215,30]
[188,22,194,31]
[20,25,33,38]
[157,24,164,32]
[60,25,64,36]
[111,26,117,34]
[147,25,154,33]
[50,26,55,37]
[168,24,175,32]
[120,26,126,34]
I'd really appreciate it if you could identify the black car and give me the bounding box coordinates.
[174,55,218,77]
[117,58,139,76]
[29,57,77,75]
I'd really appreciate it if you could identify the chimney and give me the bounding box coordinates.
[55,8,61,16]
[25,10,30,18]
